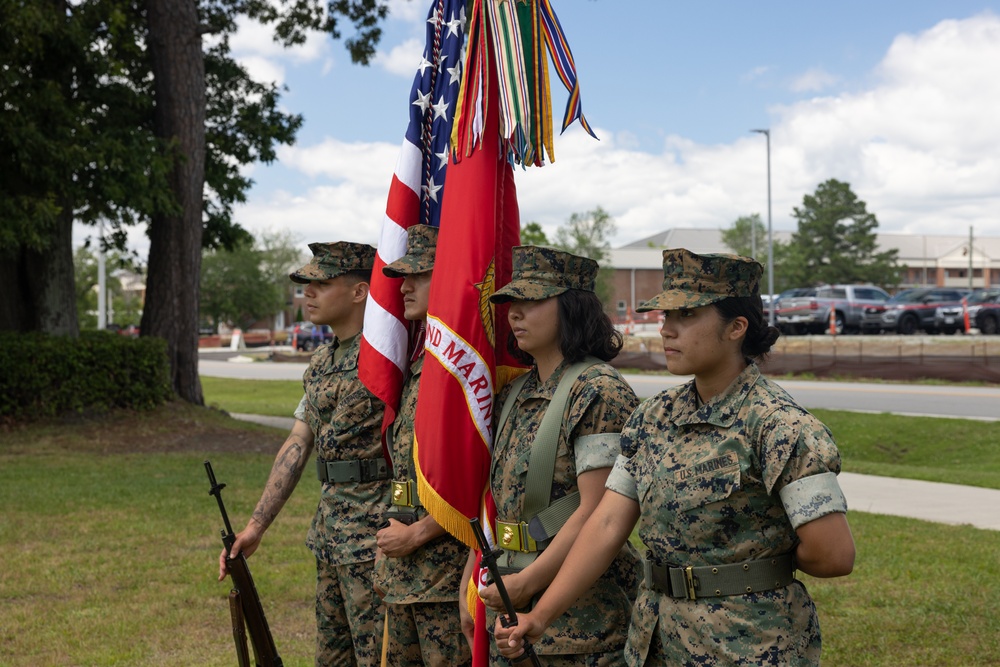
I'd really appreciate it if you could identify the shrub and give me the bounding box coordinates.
[0,330,172,421]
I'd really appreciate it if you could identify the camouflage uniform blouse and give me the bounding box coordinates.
[301,334,390,565]
[372,355,468,605]
[489,360,641,656]
[606,363,843,666]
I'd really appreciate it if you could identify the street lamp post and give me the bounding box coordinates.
[751,128,775,326]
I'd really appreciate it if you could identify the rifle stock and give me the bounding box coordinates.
[206,460,284,667]
[469,518,542,667]
[229,590,251,667]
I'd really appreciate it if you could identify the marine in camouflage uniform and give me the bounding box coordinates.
[222,241,389,667]
[602,248,850,666]
[487,246,641,666]
[296,332,389,666]
[372,224,472,666]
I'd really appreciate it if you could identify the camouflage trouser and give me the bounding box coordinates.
[315,558,383,667]
[383,600,472,667]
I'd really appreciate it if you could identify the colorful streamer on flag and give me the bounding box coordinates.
[453,0,596,166]
[359,0,467,432]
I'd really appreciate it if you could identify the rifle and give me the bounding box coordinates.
[469,518,542,667]
[205,460,284,667]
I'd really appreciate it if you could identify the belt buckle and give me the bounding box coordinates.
[683,566,698,600]
[496,520,536,553]
[391,480,412,507]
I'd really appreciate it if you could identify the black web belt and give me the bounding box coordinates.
[316,457,389,484]
[643,553,796,600]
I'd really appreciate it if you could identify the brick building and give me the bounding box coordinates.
[606,228,1000,324]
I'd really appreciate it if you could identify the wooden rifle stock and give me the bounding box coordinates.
[229,590,251,667]
[206,460,284,667]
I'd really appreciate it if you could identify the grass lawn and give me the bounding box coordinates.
[202,376,1000,490]
[1,382,998,665]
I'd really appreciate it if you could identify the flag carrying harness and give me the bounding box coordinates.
[491,357,600,572]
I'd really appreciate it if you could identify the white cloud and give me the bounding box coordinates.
[235,13,1000,251]
[224,15,334,86]
[384,0,426,24]
[789,67,840,93]
[374,37,424,78]
[235,55,286,86]
[742,65,771,83]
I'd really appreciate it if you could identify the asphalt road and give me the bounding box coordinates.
[198,349,1000,422]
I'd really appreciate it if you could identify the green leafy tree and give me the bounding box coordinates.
[73,246,145,329]
[552,206,617,305]
[722,213,794,294]
[200,241,282,331]
[520,222,549,246]
[722,214,767,259]
[0,0,393,403]
[553,206,616,263]
[784,179,902,288]
[200,230,303,331]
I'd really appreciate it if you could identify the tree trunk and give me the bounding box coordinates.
[141,0,205,404]
[0,208,79,336]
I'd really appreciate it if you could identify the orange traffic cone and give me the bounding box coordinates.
[829,308,837,336]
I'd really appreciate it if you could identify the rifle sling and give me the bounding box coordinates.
[494,357,600,571]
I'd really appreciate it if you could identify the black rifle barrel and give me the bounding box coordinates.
[469,518,542,667]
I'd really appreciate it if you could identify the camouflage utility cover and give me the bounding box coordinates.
[382,224,439,277]
[489,360,640,658]
[290,241,376,284]
[637,247,762,312]
[491,245,598,303]
[605,363,844,665]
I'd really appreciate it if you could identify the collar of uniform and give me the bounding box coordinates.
[319,332,359,374]
[520,358,577,401]
[670,363,761,427]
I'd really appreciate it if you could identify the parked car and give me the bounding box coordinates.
[768,287,816,331]
[976,293,1000,335]
[289,322,334,351]
[933,289,1000,334]
[864,288,969,335]
[776,285,890,335]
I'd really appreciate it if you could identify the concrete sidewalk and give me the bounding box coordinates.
[231,413,1000,532]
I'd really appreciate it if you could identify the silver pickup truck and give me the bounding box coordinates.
[776,284,891,334]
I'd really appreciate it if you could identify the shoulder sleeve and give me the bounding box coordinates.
[754,402,843,495]
[565,365,640,472]
[292,393,308,421]
[565,365,640,440]
[605,454,639,500]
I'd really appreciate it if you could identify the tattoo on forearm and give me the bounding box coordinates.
[252,438,307,528]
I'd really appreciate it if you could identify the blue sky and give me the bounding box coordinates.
[85,0,1000,255]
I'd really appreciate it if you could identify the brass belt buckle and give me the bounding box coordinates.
[683,566,698,600]
[496,520,536,553]
[391,480,412,507]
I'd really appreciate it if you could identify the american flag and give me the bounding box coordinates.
[359,0,467,430]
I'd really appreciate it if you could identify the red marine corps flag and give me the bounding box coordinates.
[409,0,596,664]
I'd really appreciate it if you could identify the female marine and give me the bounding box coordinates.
[496,248,855,666]
[470,245,640,666]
